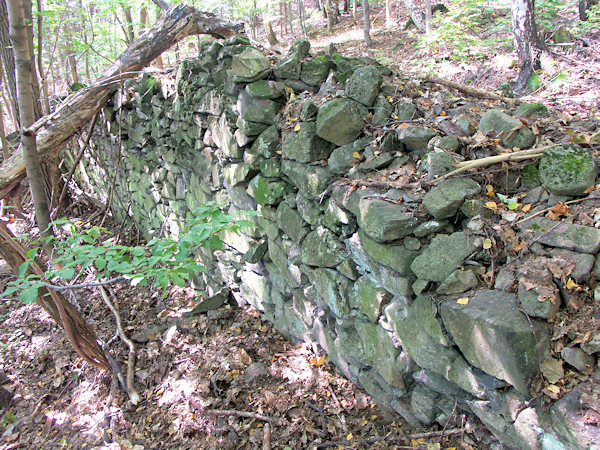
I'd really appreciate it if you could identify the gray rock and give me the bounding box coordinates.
[306,267,352,318]
[519,217,600,254]
[300,55,331,86]
[236,116,269,136]
[247,175,288,206]
[423,178,480,219]
[250,125,280,158]
[560,347,594,372]
[413,220,450,238]
[421,151,460,178]
[410,232,482,282]
[478,109,536,149]
[273,55,301,80]
[246,80,284,99]
[301,226,346,267]
[437,268,478,294]
[231,47,271,81]
[397,126,437,153]
[244,239,268,263]
[300,100,318,121]
[411,383,441,426]
[289,40,311,57]
[394,98,417,120]
[328,138,369,174]
[514,102,549,119]
[539,145,597,196]
[296,192,322,226]
[440,289,549,393]
[281,122,333,162]
[355,275,393,322]
[518,283,561,319]
[276,202,309,244]
[357,198,421,243]
[549,249,595,283]
[316,98,364,146]
[237,89,280,125]
[345,66,383,107]
[281,159,333,198]
[223,163,252,186]
[372,95,393,126]
[494,268,516,291]
[359,230,419,275]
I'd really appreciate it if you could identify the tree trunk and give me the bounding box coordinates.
[511,0,543,92]
[122,3,135,43]
[36,0,49,114]
[386,0,393,26]
[298,0,308,39]
[425,0,432,34]
[363,0,372,46]
[579,0,599,20]
[0,0,18,127]
[326,0,333,32]
[265,19,280,46]
[353,0,357,21]
[0,5,243,197]
[403,0,426,32]
[7,0,52,242]
[287,1,294,35]
[0,69,10,159]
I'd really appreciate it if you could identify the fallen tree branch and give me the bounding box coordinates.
[419,73,521,106]
[316,428,468,448]
[0,4,243,197]
[201,408,283,426]
[441,145,554,179]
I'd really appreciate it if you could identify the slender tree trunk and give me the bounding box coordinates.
[0,68,10,158]
[425,0,432,34]
[64,31,79,85]
[122,3,135,43]
[363,0,372,46]
[511,0,543,92]
[279,0,285,35]
[298,0,308,39]
[6,0,52,241]
[353,0,357,21]
[265,19,280,45]
[287,1,294,35]
[153,5,164,68]
[36,0,49,114]
[0,0,18,126]
[0,62,16,129]
[386,0,393,26]
[326,0,333,32]
[316,0,322,11]
[22,0,42,120]
[343,0,349,13]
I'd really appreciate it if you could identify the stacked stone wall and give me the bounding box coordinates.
[72,36,600,448]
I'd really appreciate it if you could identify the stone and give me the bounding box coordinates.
[301,226,347,267]
[560,347,594,372]
[231,47,270,81]
[372,95,393,126]
[494,268,516,291]
[357,198,421,243]
[259,159,280,178]
[518,283,561,319]
[276,203,309,244]
[337,259,359,280]
[289,39,311,57]
[410,294,451,347]
[241,269,270,310]
[437,268,478,294]
[223,163,252,186]
[345,66,383,107]
[355,319,408,387]
[521,164,541,189]
[519,217,600,254]
[247,175,288,206]
[549,249,595,283]
[440,289,549,394]
[428,136,461,153]
[514,102,549,119]
[210,113,241,158]
[246,80,284,99]
[478,109,536,149]
[306,268,351,318]
[397,126,437,153]
[250,125,280,158]
[328,138,369,174]
[236,116,269,136]
[394,98,417,120]
[300,55,331,86]
[316,98,364,146]
[237,89,280,125]
[296,192,322,226]
[300,100,318,121]
[423,178,480,219]
[355,275,393,322]
[244,239,268,263]
[322,198,355,236]
[421,151,460,177]
[268,239,301,289]
[281,122,333,162]
[283,79,318,93]
[413,220,450,238]
[411,383,440,425]
[539,145,597,196]
[410,232,482,282]
[273,55,301,80]
[281,159,333,198]
[359,230,419,275]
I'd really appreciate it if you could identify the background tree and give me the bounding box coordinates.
[511,0,544,91]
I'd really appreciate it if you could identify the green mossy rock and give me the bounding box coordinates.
[316,98,365,146]
[345,66,383,107]
[539,145,597,196]
[281,122,333,163]
[478,109,536,149]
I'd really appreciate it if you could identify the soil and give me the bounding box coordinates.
[1,2,600,449]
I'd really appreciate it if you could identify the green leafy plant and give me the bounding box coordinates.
[3,202,255,304]
[577,3,600,33]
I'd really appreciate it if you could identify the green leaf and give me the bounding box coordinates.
[526,72,541,91]
[95,258,107,271]
[107,260,135,273]
[19,286,39,304]
[3,285,22,297]
[208,235,223,250]
[507,201,519,210]
[130,247,145,257]
[55,268,76,279]
[18,262,30,278]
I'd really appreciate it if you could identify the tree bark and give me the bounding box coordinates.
[6,0,52,241]
[425,0,432,33]
[0,5,243,197]
[363,0,372,46]
[326,0,333,32]
[386,0,393,27]
[0,0,18,126]
[265,19,280,46]
[403,0,426,32]
[36,0,50,114]
[511,0,543,92]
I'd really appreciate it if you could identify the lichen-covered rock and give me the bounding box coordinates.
[301,226,346,267]
[246,80,284,99]
[421,151,460,177]
[355,275,393,322]
[394,98,417,120]
[372,95,393,126]
[423,178,480,219]
[247,174,288,206]
[357,198,421,243]
[236,116,269,136]
[276,202,309,244]
[517,283,561,319]
[397,126,437,153]
[289,39,311,58]
[231,47,271,81]
[305,267,352,318]
[345,66,383,107]
[250,125,280,158]
[237,89,280,125]
[359,230,419,275]
[539,145,597,196]
[300,100,318,121]
[223,163,252,186]
[281,122,333,162]
[300,55,331,86]
[440,289,550,394]
[514,102,549,119]
[411,383,440,425]
[273,55,301,80]
[316,98,364,145]
[436,268,478,295]
[328,138,369,174]
[520,217,600,254]
[210,113,241,158]
[281,159,333,197]
[478,109,536,149]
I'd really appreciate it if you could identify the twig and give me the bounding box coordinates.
[515,196,598,224]
[316,428,468,448]
[99,286,140,405]
[262,422,271,450]
[42,276,126,290]
[441,146,554,179]
[204,409,282,426]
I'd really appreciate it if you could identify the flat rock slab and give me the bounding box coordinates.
[357,198,421,243]
[518,217,600,254]
[440,289,549,394]
[423,178,480,219]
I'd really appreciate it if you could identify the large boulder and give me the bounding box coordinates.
[478,109,536,149]
[231,47,271,81]
[345,66,383,107]
[281,122,333,162]
[539,145,597,195]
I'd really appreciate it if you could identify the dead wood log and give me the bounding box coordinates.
[418,73,521,106]
[0,4,243,198]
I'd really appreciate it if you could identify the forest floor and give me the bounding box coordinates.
[1,2,600,450]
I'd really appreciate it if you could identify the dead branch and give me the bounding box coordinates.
[419,73,521,106]
[0,4,243,198]
[316,428,468,448]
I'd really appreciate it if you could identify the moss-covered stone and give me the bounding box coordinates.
[345,66,383,107]
[357,198,421,243]
[539,145,597,195]
[300,55,331,86]
[281,122,333,162]
[248,175,288,206]
[246,80,284,99]
[355,275,393,322]
[301,226,346,267]
[316,98,364,146]
[478,109,536,149]
[359,230,419,275]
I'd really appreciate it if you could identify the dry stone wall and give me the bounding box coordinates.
[73,36,600,448]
